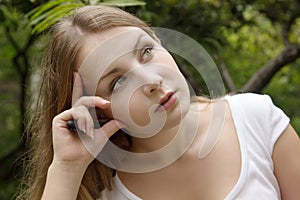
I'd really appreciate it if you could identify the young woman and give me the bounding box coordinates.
[18,5,300,200]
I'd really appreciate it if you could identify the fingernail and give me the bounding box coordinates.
[89,129,94,139]
[90,133,94,139]
[97,98,110,104]
[103,99,110,104]
[79,129,86,134]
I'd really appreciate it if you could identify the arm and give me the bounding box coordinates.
[42,116,121,200]
[42,162,87,200]
[42,72,121,199]
[272,124,300,200]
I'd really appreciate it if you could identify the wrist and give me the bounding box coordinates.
[50,160,89,172]
[42,161,88,200]
[47,160,88,190]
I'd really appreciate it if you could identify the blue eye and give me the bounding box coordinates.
[111,76,127,91]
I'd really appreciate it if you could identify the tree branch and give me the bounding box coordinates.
[242,45,300,93]
[282,13,298,47]
[218,60,236,92]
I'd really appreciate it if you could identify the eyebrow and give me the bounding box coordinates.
[100,67,119,81]
[133,33,147,56]
[100,33,147,80]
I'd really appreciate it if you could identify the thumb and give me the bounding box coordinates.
[79,120,125,159]
[99,120,125,138]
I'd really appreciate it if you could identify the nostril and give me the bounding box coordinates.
[143,83,159,95]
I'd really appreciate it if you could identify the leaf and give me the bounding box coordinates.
[27,1,84,34]
[31,2,83,33]
[27,0,69,20]
[27,0,145,34]
[101,0,146,7]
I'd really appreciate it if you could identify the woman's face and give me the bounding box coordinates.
[78,26,190,137]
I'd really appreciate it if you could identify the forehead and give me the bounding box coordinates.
[77,26,152,95]
[78,26,146,66]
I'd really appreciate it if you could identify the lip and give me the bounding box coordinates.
[156,91,177,112]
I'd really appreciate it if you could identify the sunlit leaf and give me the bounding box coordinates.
[27,1,84,34]
[101,0,146,7]
[28,0,69,20]
[27,0,146,34]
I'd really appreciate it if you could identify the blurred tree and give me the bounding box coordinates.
[132,0,300,94]
[132,0,300,132]
[0,1,42,198]
[0,0,299,198]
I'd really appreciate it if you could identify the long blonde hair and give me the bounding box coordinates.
[17,5,156,200]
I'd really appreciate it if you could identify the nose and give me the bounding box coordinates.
[141,74,163,96]
[143,80,162,95]
[130,64,163,96]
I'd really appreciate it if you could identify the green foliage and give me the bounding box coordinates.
[27,0,146,34]
[0,1,146,198]
[0,5,22,31]
[0,0,299,198]
[0,4,45,200]
[100,0,145,7]
[27,0,84,34]
[0,83,20,156]
[0,180,19,200]
[135,0,227,52]
[133,0,300,133]
[220,18,282,88]
[264,60,300,133]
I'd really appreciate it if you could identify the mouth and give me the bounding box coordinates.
[156,91,177,112]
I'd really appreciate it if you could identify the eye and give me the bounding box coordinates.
[140,43,154,62]
[110,75,127,91]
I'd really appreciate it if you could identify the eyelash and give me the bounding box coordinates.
[108,43,155,92]
[140,42,154,62]
[109,76,124,92]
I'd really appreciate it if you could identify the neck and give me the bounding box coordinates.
[129,123,181,153]
[129,105,201,154]
[114,101,206,173]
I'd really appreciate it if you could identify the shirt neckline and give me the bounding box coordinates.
[112,96,248,200]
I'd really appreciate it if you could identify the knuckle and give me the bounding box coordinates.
[73,105,86,113]
[74,96,97,107]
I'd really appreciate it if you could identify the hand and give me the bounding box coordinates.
[51,72,121,167]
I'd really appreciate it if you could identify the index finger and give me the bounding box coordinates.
[72,72,83,106]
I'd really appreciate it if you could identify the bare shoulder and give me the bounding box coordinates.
[273,125,300,200]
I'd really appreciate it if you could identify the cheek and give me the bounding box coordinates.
[109,89,152,127]
[128,92,151,126]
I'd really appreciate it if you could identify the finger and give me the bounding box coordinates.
[52,109,74,130]
[73,96,110,109]
[98,120,125,138]
[72,72,83,106]
[77,120,126,159]
[72,106,94,137]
